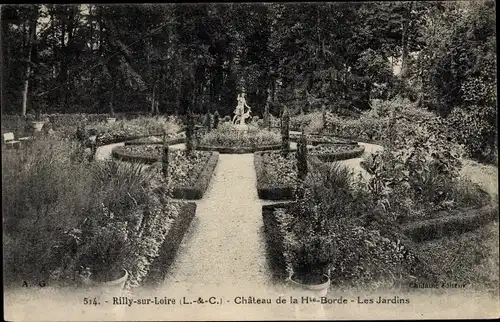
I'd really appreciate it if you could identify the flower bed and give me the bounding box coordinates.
[112,146,218,199]
[254,151,297,200]
[309,144,366,161]
[86,116,182,146]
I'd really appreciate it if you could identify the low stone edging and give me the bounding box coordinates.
[402,204,499,242]
[196,144,281,154]
[111,148,219,200]
[144,201,197,284]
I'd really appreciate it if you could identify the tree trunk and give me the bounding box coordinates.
[401,20,409,79]
[0,6,4,112]
[109,81,115,116]
[58,11,67,112]
[89,5,93,53]
[151,82,156,114]
[400,2,413,79]
[21,17,36,117]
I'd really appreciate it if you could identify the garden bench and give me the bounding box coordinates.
[3,132,21,149]
[2,132,33,149]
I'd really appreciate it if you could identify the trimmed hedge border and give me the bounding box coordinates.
[311,145,366,162]
[402,204,499,242]
[254,152,295,200]
[196,144,282,154]
[289,133,359,146]
[172,152,219,200]
[97,129,185,147]
[97,133,164,146]
[111,148,219,200]
[317,132,384,146]
[112,146,162,164]
[262,202,294,280]
[144,201,197,284]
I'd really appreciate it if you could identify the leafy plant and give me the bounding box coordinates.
[282,190,336,283]
[78,210,130,282]
[295,132,308,182]
[162,135,169,179]
[213,110,220,129]
[204,112,212,132]
[281,106,290,155]
[185,110,195,156]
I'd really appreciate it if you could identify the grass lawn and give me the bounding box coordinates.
[415,221,499,294]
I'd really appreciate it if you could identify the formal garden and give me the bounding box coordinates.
[2,2,498,320]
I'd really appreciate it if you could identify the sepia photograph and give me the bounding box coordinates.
[2,2,498,320]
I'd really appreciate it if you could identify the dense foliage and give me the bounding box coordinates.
[2,3,495,162]
[2,137,181,288]
[277,162,434,288]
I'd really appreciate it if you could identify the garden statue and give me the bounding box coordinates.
[232,92,252,125]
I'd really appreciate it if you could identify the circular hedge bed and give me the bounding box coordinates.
[196,144,282,154]
[124,133,186,146]
[289,133,358,146]
[197,123,282,153]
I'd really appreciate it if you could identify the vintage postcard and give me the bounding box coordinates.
[2,2,498,321]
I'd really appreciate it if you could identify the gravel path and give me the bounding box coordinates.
[95,142,124,161]
[128,153,296,320]
[158,154,280,293]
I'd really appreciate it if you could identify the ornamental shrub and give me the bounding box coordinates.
[162,136,169,179]
[263,104,270,129]
[204,112,212,132]
[213,111,220,129]
[281,106,290,155]
[185,110,195,156]
[296,132,308,182]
